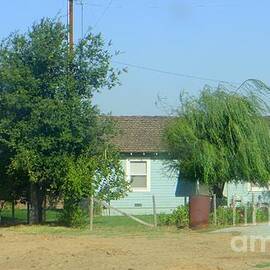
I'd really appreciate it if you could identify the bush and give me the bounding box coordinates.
[210,206,234,225]
[209,205,269,226]
[158,205,189,228]
[59,203,88,228]
[256,207,268,223]
[159,204,269,228]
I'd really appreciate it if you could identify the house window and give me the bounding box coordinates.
[127,160,150,192]
[249,183,269,192]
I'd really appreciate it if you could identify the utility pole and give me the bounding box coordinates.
[68,0,74,51]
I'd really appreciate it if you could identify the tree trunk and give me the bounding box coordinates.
[212,183,225,207]
[29,183,44,224]
[43,195,47,223]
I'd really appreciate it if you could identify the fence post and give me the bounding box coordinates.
[267,203,270,226]
[89,195,94,231]
[43,195,47,223]
[252,193,256,226]
[152,195,157,227]
[213,194,217,226]
[93,198,154,228]
[12,200,15,223]
[27,202,30,224]
[268,203,270,226]
[232,195,236,226]
[244,203,248,226]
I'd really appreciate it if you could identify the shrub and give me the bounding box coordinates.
[256,207,268,223]
[159,204,269,228]
[210,205,269,226]
[59,203,88,228]
[158,205,189,228]
[210,206,234,225]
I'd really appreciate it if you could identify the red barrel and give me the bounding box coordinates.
[189,195,210,229]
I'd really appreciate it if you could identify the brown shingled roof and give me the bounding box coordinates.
[111,116,172,153]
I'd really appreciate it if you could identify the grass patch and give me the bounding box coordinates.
[93,215,153,227]
[0,208,181,237]
[2,222,181,238]
[90,215,178,237]
[255,262,270,268]
[0,208,62,224]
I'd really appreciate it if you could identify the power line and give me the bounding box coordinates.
[93,0,113,28]
[75,0,85,38]
[113,61,240,85]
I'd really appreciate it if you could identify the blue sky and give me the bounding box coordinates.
[1,0,270,115]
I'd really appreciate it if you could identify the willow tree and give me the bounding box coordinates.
[165,82,270,197]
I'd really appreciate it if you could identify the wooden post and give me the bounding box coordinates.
[27,202,30,224]
[11,200,15,223]
[43,195,47,223]
[213,194,217,226]
[89,196,94,231]
[152,195,157,227]
[268,204,270,226]
[68,0,74,51]
[244,204,248,226]
[252,194,256,225]
[232,195,236,226]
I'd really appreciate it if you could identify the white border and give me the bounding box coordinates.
[126,159,151,192]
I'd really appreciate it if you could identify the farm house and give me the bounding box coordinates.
[108,116,270,215]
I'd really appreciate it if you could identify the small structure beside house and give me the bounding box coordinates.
[225,182,270,206]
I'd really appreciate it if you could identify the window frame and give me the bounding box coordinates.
[248,183,270,192]
[126,159,151,192]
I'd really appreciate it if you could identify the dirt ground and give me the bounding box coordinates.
[0,229,269,270]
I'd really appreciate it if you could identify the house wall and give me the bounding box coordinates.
[226,182,270,205]
[107,158,186,215]
[107,157,270,216]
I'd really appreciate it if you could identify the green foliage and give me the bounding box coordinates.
[210,206,235,225]
[158,206,189,227]
[159,205,269,228]
[165,85,270,191]
[256,207,269,223]
[209,206,269,226]
[61,153,128,226]
[0,205,61,224]
[63,157,95,205]
[59,203,88,228]
[0,18,128,224]
[255,262,270,269]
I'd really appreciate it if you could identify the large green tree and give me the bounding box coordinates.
[0,18,128,224]
[165,84,270,197]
